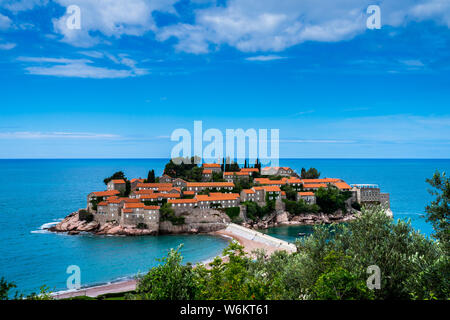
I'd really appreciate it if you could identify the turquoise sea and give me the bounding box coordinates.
[0,159,448,295]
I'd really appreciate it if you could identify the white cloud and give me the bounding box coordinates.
[51,0,178,47]
[18,55,149,78]
[245,55,286,61]
[0,131,120,139]
[1,0,450,53]
[0,42,16,50]
[158,0,450,54]
[0,0,48,12]
[0,13,12,30]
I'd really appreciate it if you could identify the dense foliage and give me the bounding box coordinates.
[426,171,450,253]
[301,167,321,179]
[315,186,352,214]
[283,199,320,215]
[130,206,448,300]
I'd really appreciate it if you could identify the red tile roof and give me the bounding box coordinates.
[298,192,315,196]
[186,182,234,187]
[168,199,198,204]
[92,190,120,197]
[203,169,212,174]
[202,163,221,168]
[334,182,352,190]
[136,183,173,189]
[110,179,125,184]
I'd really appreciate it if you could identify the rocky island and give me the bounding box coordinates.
[48,158,391,236]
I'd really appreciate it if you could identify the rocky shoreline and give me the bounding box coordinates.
[47,210,229,236]
[243,211,359,230]
[47,209,360,236]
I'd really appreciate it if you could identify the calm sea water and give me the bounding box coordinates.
[0,159,448,294]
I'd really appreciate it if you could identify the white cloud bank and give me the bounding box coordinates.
[1,0,450,52]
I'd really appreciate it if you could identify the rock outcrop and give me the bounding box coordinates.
[48,211,158,236]
[48,208,230,236]
[245,210,359,230]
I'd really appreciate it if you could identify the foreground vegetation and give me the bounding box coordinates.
[127,205,448,300]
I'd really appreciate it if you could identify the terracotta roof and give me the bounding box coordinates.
[334,182,352,190]
[130,178,145,183]
[202,163,221,168]
[124,203,145,208]
[281,191,286,196]
[183,190,195,195]
[262,186,281,192]
[168,199,198,204]
[123,208,133,213]
[110,179,126,184]
[303,183,327,189]
[196,193,240,201]
[186,182,234,187]
[137,183,173,189]
[242,189,255,194]
[302,178,341,183]
[144,205,160,210]
[97,201,108,206]
[203,169,212,174]
[224,171,249,176]
[92,190,120,197]
[240,168,259,172]
[134,189,155,195]
[140,193,181,199]
[254,178,286,185]
[298,192,315,196]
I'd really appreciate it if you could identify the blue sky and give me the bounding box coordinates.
[0,0,450,159]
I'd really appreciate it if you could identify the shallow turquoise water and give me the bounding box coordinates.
[0,158,448,294]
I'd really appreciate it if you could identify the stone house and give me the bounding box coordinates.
[202,169,213,182]
[202,163,222,173]
[172,178,187,188]
[297,191,316,204]
[159,174,173,184]
[261,167,295,177]
[240,189,256,202]
[87,190,120,212]
[223,171,250,183]
[107,179,126,193]
[136,183,173,191]
[121,203,160,232]
[195,193,240,209]
[130,178,145,191]
[185,182,234,192]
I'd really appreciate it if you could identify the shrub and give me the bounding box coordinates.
[225,207,240,221]
[79,209,94,222]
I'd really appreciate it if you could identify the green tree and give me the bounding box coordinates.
[315,186,349,214]
[301,167,321,179]
[146,169,156,183]
[132,245,197,300]
[103,171,126,185]
[425,171,450,252]
[0,277,17,300]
